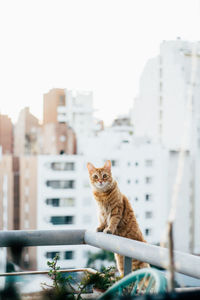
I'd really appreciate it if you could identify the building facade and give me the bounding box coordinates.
[0,114,13,154]
[133,39,200,150]
[14,107,41,155]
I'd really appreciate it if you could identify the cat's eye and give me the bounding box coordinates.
[103,174,107,179]
[93,174,98,180]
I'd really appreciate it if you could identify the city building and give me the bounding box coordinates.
[42,123,76,155]
[14,107,41,155]
[43,88,94,153]
[132,39,200,150]
[132,39,200,255]
[43,88,66,125]
[0,114,13,154]
[19,155,98,270]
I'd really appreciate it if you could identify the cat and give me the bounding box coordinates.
[87,160,149,276]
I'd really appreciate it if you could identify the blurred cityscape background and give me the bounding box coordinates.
[1,39,200,277]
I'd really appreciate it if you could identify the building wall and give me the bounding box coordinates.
[43,88,65,124]
[167,151,192,253]
[19,156,38,269]
[19,156,37,230]
[14,107,40,155]
[0,155,15,230]
[42,123,76,155]
[0,115,13,154]
[133,40,200,150]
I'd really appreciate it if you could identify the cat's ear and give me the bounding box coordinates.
[87,162,96,173]
[104,160,112,171]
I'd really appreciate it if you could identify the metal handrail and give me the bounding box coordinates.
[0,268,97,277]
[0,229,200,279]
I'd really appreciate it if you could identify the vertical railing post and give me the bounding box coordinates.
[124,256,132,276]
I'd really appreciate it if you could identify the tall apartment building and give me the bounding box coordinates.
[0,114,13,154]
[133,39,200,149]
[132,39,200,255]
[14,107,41,155]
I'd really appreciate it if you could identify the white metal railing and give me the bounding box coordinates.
[0,229,200,278]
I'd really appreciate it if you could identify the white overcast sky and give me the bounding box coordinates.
[0,0,200,125]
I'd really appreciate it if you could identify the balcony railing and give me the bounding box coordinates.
[0,229,200,278]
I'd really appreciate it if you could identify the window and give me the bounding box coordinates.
[46,180,75,189]
[50,216,74,225]
[46,252,60,259]
[25,186,29,196]
[24,220,29,229]
[111,160,118,167]
[46,198,59,207]
[145,211,153,219]
[65,251,74,260]
[46,198,75,207]
[25,203,29,213]
[145,177,152,184]
[159,68,162,77]
[145,228,152,236]
[59,95,65,106]
[145,160,153,167]
[59,135,66,142]
[61,198,75,207]
[145,194,152,201]
[51,162,75,171]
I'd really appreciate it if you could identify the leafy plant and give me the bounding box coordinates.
[81,266,119,292]
[42,255,119,299]
[41,254,76,299]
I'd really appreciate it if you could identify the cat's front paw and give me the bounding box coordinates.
[103,228,113,234]
[96,226,104,232]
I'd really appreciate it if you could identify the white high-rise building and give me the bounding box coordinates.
[133,39,200,150]
[132,39,200,255]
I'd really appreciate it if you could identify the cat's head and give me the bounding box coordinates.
[87,160,113,191]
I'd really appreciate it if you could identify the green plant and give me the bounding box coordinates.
[41,254,76,299]
[81,266,119,292]
[42,255,119,299]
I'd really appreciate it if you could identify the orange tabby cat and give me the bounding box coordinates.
[87,160,149,276]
